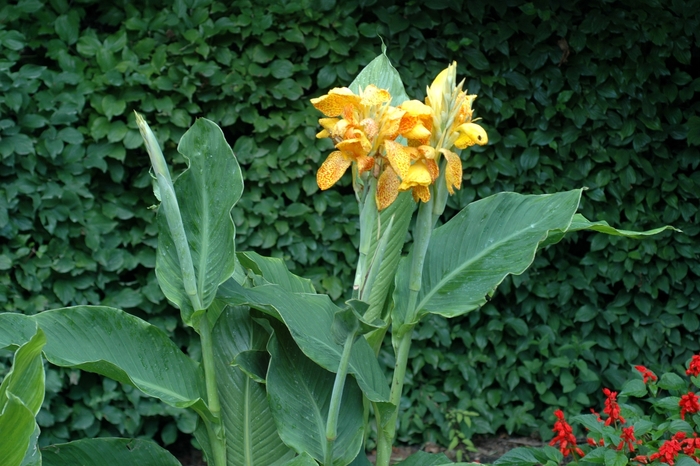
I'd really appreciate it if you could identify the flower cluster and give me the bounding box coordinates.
[550,409,584,457]
[311,62,488,210]
[547,354,700,466]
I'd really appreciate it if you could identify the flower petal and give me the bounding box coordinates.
[376,166,401,210]
[440,149,462,194]
[384,140,414,179]
[317,151,352,190]
[337,133,372,159]
[311,87,361,117]
[454,122,488,148]
[399,159,433,190]
[361,85,392,106]
[412,185,431,203]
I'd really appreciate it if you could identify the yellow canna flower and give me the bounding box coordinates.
[311,85,403,191]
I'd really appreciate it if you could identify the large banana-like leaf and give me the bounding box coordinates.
[217,280,390,403]
[0,307,208,415]
[267,326,364,466]
[41,438,181,465]
[154,118,243,327]
[237,252,316,293]
[211,306,294,465]
[0,328,45,466]
[395,190,584,324]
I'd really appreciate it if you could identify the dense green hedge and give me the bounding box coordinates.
[1,0,699,451]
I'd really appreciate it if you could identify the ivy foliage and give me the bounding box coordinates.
[1,0,699,450]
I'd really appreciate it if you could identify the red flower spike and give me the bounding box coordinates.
[550,410,584,457]
[681,433,700,459]
[687,355,700,377]
[632,455,649,464]
[635,365,658,384]
[617,426,639,453]
[602,388,626,426]
[679,392,700,420]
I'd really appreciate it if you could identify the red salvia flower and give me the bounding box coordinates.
[687,355,700,377]
[617,426,639,452]
[649,436,684,466]
[602,388,625,426]
[681,433,700,460]
[635,365,658,384]
[550,409,584,457]
[679,392,700,420]
[632,455,649,464]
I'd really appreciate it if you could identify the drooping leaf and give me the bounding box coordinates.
[267,325,364,466]
[0,327,46,415]
[212,306,294,465]
[155,118,244,327]
[349,45,410,106]
[237,251,316,293]
[0,308,208,415]
[395,190,584,324]
[0,395,36,466]
[41,438,181,466]
[217,280,390,403]
[542,213,678,247]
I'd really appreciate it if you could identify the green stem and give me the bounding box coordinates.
[325,331,356,465]
[199,313,226,466]
[375,199,435,466]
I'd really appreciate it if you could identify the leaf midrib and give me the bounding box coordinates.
[416,206,576,313]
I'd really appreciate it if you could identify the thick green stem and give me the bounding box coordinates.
[325,331,356,465]
[375,199,434,466]
[199,314,226,466]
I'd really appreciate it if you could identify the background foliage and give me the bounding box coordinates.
[1,0,699,451]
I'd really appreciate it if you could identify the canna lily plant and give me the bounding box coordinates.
[0,48,677,466]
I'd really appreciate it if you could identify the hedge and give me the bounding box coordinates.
[1,0,699,450]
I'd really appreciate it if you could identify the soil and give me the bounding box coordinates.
[169,434,546,465]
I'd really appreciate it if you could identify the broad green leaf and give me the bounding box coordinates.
[41,438,181,466]
[217,280,391,403]
[392,451,453,465]
[267,326,364,466]
[0,308,208,415]
[493,447,542,466]
[659,372,687,392]
[211,307,294,465]
[620,379,647,397]
[397,190,583,323]
[155,118,244,327]
[349,45,409,106]
[0,395,36,466]
[20,424,41,466]
[280,453,319,465]
[238,251,315,293]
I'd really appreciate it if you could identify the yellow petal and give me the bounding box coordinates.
[317,151,352,190]
[425,158,439,181]
[384,140,414,179]
[399,100,433,142]
[417,145,437,160]
[361,85,392,106]
[399,160,433,191]
[454,123,488,148]
[376,166,401,210]
[337,133,372,159]
[440,149,463,194]
[356,154,375,174]
[412,185,431,203]
[311,87,361,117]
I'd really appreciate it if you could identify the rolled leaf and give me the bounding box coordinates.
[0,328,46,466]
[211,306,294,465]
[153,118,244,327]
[396,190,583,323]
[41,438,181,466]
[267,326,364,466]
[0,307,208,415]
